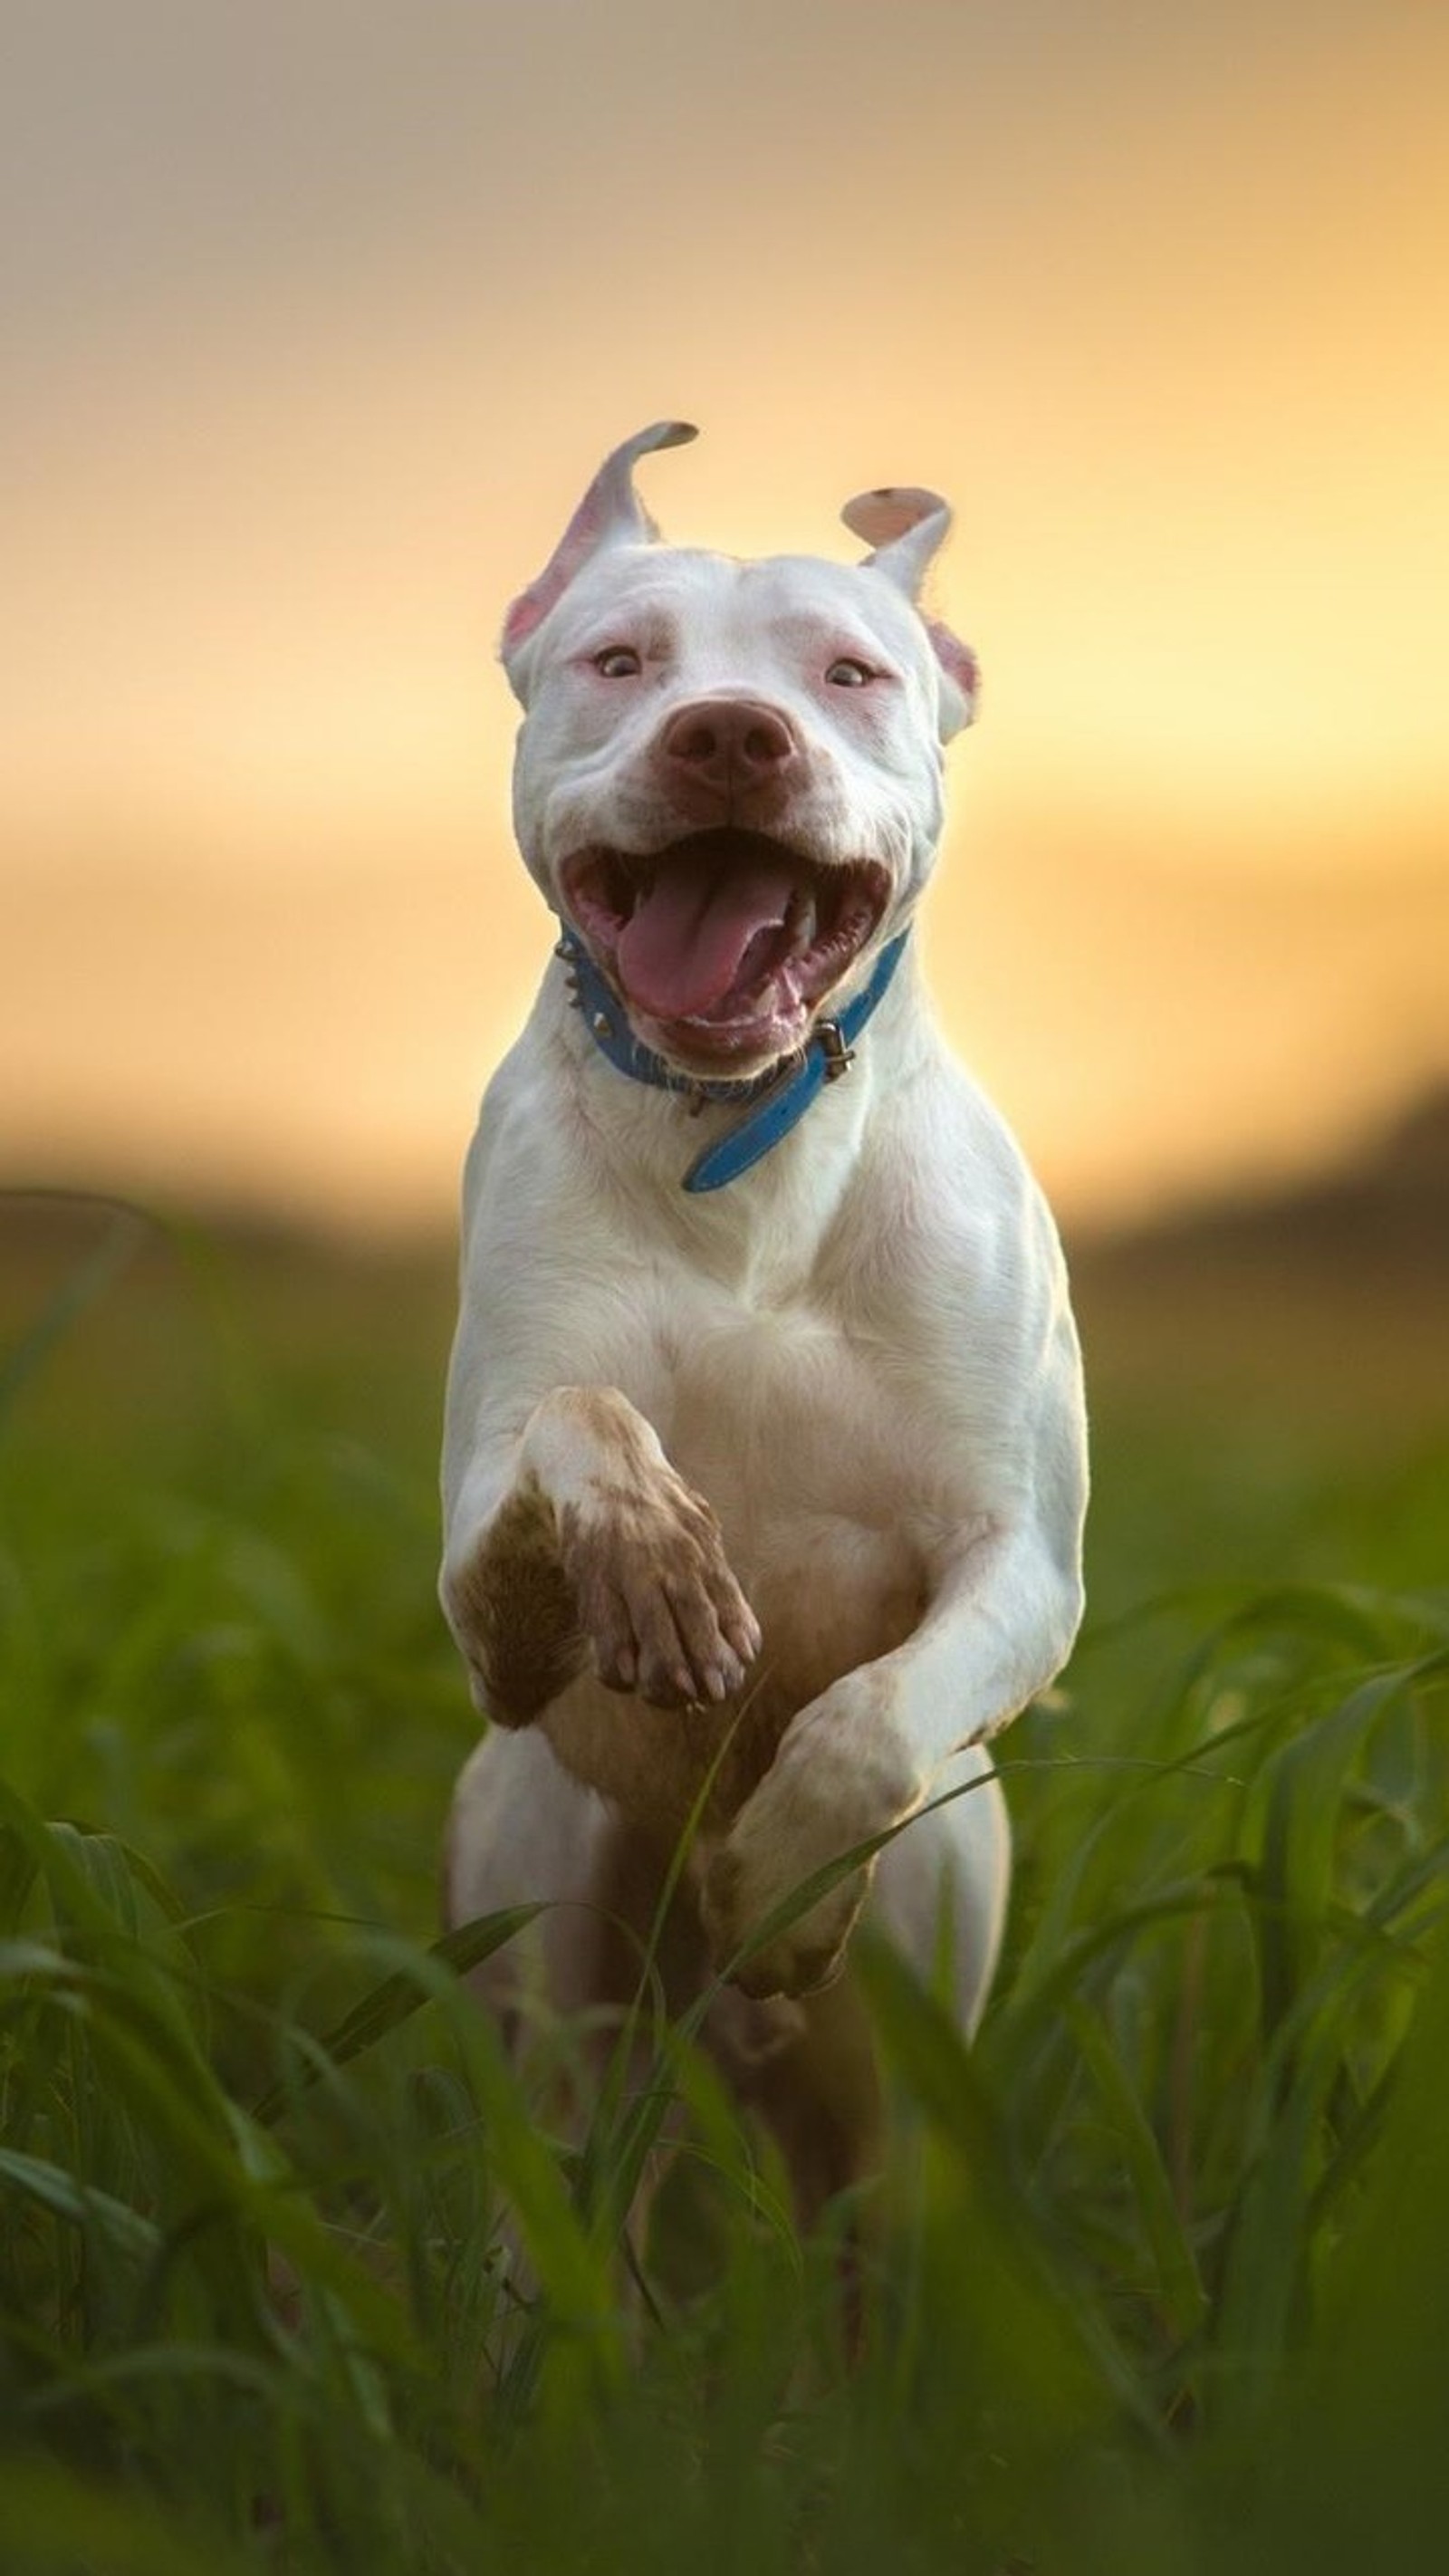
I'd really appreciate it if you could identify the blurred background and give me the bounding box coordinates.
[5,0,1446,1227]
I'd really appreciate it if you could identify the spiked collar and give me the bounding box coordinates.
[554,925,911,1193]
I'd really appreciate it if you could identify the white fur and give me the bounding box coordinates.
[438,433,1087,2192]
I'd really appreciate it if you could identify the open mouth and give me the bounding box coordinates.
[560,829,891,1069]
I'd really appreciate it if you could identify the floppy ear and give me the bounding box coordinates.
[501,420,698,690]
[841,484,979,739]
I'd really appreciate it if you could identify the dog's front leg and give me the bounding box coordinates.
[441,1387,762,1725]
[702,1517,1083,1998]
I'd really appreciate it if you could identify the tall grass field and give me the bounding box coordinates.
[2,1194,1447,2573]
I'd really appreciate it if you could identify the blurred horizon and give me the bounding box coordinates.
[7,1015,1447,1266]
[5,0,1446,1239]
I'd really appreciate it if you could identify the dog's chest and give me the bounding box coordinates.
[661,1298,928,1645]
[541,1287,942,1832]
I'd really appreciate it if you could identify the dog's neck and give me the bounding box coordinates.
[553,928,913,1193]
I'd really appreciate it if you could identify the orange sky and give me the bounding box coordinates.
[4,0,1446,1235]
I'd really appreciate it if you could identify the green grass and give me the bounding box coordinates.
[2,1197,1448,2572]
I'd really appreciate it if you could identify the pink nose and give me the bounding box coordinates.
[657,697,800,799]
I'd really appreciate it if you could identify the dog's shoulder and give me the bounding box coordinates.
[848,1038,1067,1293]
[813,1041,1081,1447]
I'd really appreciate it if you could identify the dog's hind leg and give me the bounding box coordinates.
[868,1741,1011,2036]
[446,1728,603,2020]
[446,1727,714,2097]
[446,1730,696,2294]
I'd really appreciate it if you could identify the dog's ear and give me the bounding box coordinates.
[501,421,698,694]
[842,485,979,740]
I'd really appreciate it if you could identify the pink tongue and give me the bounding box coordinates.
[615,846,800,1020]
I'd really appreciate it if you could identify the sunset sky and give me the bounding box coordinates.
[4,0,1446,1235]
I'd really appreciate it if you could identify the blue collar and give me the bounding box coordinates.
[555,926,910,1193]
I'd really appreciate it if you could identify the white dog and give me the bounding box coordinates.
[440,423,1087,2201]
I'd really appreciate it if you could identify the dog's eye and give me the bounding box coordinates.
[826,657,874,688]
[593,646,641,678]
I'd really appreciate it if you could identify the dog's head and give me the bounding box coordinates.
[501,422,978,1081]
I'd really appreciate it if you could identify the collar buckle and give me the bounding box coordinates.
[555,918,908,1190]
[817,1019,855,1081]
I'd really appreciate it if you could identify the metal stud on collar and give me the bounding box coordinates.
[550,919,910,1191]
[817,1020,855,1081]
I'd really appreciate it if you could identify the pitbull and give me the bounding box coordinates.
[440,422,1087,2201]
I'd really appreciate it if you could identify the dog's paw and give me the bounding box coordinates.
[703,1841,861,1999]
[558,1464,761,1709]
[701,1730,916,1999]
